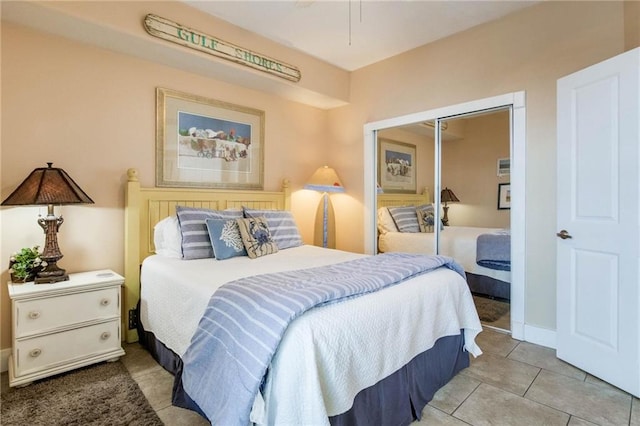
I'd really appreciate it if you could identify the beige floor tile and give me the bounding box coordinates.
[568,416,598,425]
[631,397,640,426]
[121,342,165,379]
[134,366,175,411]
[428,373,481,414]
[525,369,632,425]
[413,405,469,425]
[453,383,569,426]
[461,352,540,396]
[156,404,210,426]
[507,341,586,380]
[585,373,632,394]
[474,328,519,357]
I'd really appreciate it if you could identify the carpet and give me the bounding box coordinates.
[473,295,510,323]
[1,361,163,426]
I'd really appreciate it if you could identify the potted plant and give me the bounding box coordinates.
[9,246,45,283]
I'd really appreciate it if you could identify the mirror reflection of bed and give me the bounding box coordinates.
[376,109,511,332]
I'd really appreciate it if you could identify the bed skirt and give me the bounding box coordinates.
[138,319,469,425]
[466,272,510,300]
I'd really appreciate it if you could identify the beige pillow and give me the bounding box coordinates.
[377,207,399,234]
[236,217,278,259]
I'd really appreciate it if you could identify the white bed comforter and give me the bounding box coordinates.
[140,245,482,425]
[379,226,511,283]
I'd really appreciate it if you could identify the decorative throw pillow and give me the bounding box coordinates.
[242,208,303,249]
[387,206,420,233]
[175,206,243,260]
[416,204,444,232]
[417,207,436,233]
[153,215,183,258]
[205,218,247,260]
[236,217,279,259]
[377,207,399,234]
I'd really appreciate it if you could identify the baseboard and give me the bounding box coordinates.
[523,324,556,349]
[1,348,11,373]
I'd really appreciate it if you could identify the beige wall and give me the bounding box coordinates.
[1,1,638,351]
[625,0,640,51]
[328,1,628,331]
[442,112,511,228]
[0,23,330,350]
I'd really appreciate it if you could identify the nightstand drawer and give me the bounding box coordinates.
[14,319,121,377]
[14,287,120,337]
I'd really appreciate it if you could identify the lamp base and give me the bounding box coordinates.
[442,205,450,227]
[313,193,336,248]
[35,208,69,284]
[35,263,69,284]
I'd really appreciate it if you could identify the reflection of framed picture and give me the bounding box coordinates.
[378,138,417,193]
[498,183,511,210]
[156,87,264,189]
[497,158,510,176]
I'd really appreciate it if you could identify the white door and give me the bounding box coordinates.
[557,48,639,397]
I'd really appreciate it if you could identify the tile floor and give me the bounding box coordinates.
[2,327,637,425]
[120,327,640,425]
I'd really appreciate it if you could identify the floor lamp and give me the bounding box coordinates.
[440,187,460,226]
[304,166,344,248]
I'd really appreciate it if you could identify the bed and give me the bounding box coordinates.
[377,191,511,300]
[123,169,483,425]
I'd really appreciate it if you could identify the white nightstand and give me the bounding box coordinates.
[7,269,125,387]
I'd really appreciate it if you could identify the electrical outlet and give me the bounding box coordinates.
[128,309,138,330]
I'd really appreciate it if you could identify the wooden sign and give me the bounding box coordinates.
[143,14,301,83]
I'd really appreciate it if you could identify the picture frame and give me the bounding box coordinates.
[156,87,264,189]
[498,183,511,210]
[497,157,510,176]
[378,138,417,194]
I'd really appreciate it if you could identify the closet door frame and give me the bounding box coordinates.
[363,91,526,340]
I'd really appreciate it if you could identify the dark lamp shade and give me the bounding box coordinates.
[441,187,460,203]
[1,163,94,206]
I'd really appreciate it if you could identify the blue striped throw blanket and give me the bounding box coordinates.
[181,252,465,425]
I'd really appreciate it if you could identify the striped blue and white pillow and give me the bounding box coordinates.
[387,206,420,233]
[242,207,303,249]
[175,206,243,260]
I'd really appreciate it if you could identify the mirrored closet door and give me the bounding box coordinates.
[375,107,512,331]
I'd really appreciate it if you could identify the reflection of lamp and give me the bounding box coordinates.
[440,187,459,226]
[304,166,345,248]
[1,163,94,284]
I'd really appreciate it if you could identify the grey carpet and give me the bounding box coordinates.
[1,361,163,426]
[473,295,510,323]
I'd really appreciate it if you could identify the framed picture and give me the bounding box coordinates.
[498,183,511,210]
[156,87,264,189]
[497,157,510,176]
[378,138,417,193]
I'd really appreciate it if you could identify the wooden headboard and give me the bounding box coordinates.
[376,187,432,210]
[123,168,291,342]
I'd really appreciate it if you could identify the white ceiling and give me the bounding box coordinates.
[186,0,538,71]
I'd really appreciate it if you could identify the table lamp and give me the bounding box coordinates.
[1,163,94,283]
[304,166,344,248]
[440,187,459,226]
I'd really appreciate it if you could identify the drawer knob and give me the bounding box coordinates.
[100,331,111,340]
[100,298,110,306]
[28,311,41,319]
[29,348,42,358]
